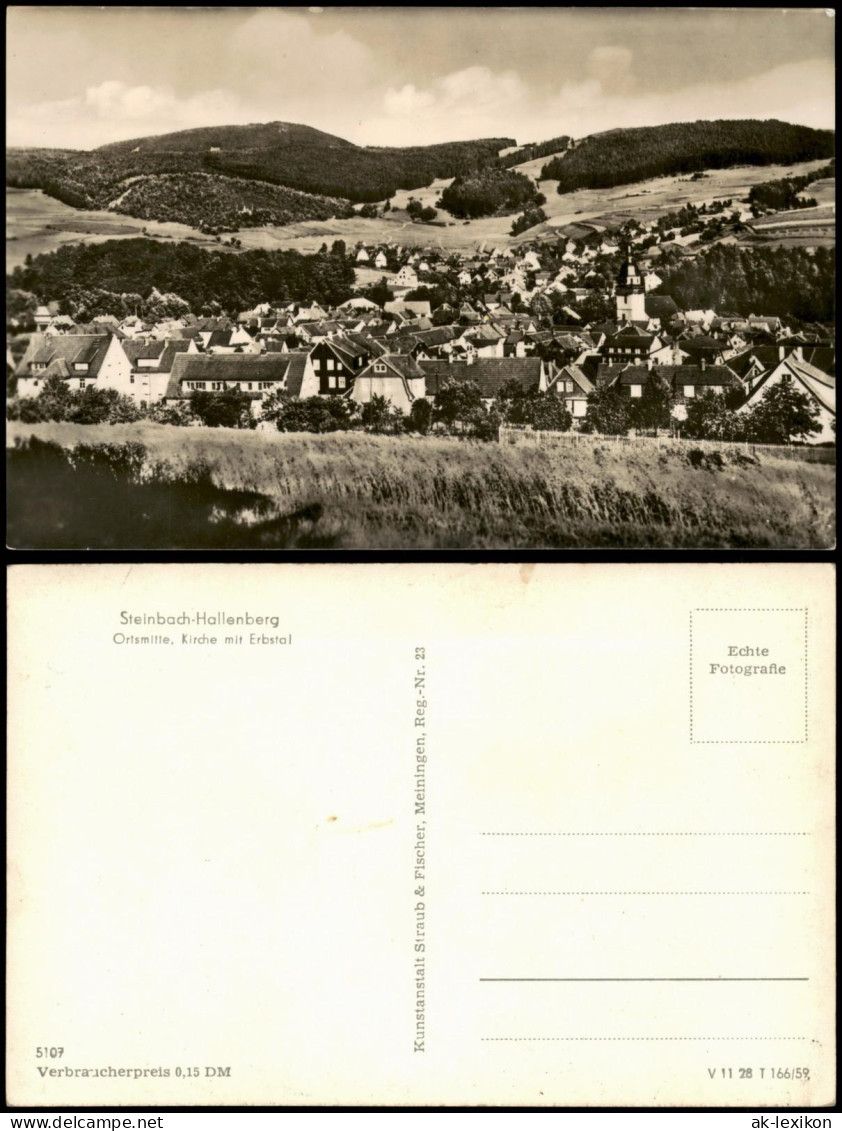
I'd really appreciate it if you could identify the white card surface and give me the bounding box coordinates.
[6,563,835,1107]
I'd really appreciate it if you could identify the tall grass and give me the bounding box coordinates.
[6,422,835,549]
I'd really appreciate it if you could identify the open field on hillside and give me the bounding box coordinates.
[517,158,835,247]
[7,422,834,549]
[8,158,833,264]
[5,188,230,269]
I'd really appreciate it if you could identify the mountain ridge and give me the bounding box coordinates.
[6,117,834,233]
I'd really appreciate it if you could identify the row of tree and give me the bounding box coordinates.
[580,380,823,445]
[653,244,835,324]
[747,161,834,213]
[541,120,834,194]
[8,238,357,317]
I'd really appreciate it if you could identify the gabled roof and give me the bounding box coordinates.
[16,333,115,380]
[799,346,835,376]
[418,358,542,399]
[746,357,835,415]
[166,352,299,399]
[553,364,594,396]
[123,340,166,364]
[605,324,655,347]
[614,364,741,390]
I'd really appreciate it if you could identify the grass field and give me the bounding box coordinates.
[6,422,834,549]
[8,157,834,263]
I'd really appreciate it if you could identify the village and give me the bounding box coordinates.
[8,216,836,444]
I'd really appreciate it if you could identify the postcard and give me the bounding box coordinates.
[6,7,835,551]
[6,563,835,1107]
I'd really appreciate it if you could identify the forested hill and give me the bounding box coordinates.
[541,119,834,194]
[6,122,514,209]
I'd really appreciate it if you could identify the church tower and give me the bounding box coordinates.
[615,258,646,323]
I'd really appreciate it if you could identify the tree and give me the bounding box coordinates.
[359,203,379,218]
[361,394,396,433]
[681,389,745,440]
[6,288,39,331]
[36,374,74,421]
[743,380,821,444]
[259,389,292,427]
[511,206,548,236]
[630,373,673,433]
[407,397,432,434]
[433,378,485,433]
[419,206,438,223]
[275,396,355,433]
[148,400,196,426]
[406,199,424,222]
[494,378,530,423]
[531,391,573,432]
[189,388,251,429]
[581,385,633,435]
[367,277,395,307]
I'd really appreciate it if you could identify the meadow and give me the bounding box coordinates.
[8,157,834,264]
[6,422,835,549]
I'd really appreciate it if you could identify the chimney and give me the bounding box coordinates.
[779,345,786,361]
[466,352,475,366]
[646,358,653,372]
[700,357,706,371]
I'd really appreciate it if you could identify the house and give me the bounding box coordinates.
[14,333,131,399]
[384,300,432,319]
[373,251,389,269]
[667,364,744,420]
[418,357,544,405]
[350,354,427,414]
[33,305,56,333]
[355,247,370,263]
[603,324,662,364]
[601,363,742,419]
[201,326,258,354]
[309,334,370,395]
[394,264,419,289]
[122,338,199,404]
[339,296,381,312]
[681,334,728,367]
[165,352,318,416]
[738,356,836,443]
[459,324,506,358]
[546,363,595,421]
[643,271,663,293]
[458,270,473,287]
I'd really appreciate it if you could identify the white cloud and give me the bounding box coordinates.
[373,66,531,145]
[541,57,835,140]
[7,82,248,148]
[586,46,636,96]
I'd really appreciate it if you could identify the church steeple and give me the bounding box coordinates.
[615,257,645,323]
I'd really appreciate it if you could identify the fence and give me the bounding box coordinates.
[498,424,836,464]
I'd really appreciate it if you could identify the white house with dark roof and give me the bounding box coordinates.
[14,333,131,399]
[738,355,836,443]
[394,264,419,288]
[546,363,595,420]
[165,351,318,416]
[122,338,199,404]
[419,357,544,407]
[350,354,427,414]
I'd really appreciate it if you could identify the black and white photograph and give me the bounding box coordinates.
[5,6,835,548]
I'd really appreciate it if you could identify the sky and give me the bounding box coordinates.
[6,7,836,150]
